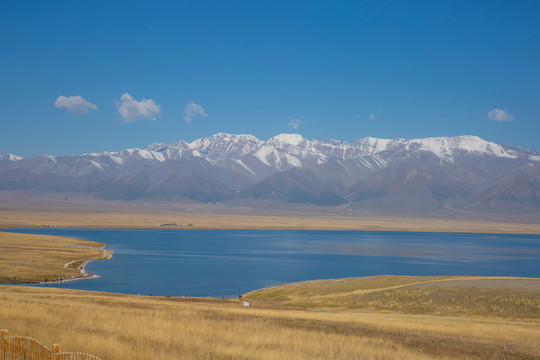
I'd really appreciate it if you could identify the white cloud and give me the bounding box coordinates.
[356,110,382,120]
[288,117,303,129]
[488,108,514,122]
[183,101,207,123]
[54,95,97,115]
[116,93,161,123]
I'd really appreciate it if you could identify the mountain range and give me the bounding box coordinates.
[1,133,539,215]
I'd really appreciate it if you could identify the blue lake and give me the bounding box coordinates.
[3,229,540,297]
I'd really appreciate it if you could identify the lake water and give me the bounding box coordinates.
[3,229,540,297]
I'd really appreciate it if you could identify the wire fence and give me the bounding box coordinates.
[1,330,102,360]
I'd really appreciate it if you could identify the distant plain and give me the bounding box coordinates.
[1,191,539,234]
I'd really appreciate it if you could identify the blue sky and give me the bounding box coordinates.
[1,1,539,157]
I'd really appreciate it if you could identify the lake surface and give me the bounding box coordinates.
[3,229,540,297]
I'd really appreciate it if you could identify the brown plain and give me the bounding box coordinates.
[1,202,539,234]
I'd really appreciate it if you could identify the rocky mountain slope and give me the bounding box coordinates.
[1,134,539,214]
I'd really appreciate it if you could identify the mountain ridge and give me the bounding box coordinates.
[1,133,539,215]
[4,133,535,163]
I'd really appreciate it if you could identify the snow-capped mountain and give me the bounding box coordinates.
[1,134,539,214]
[68,133,533,171]
[189,133,262,160]
[0,152,22,162]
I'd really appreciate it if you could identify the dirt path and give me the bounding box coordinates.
[45,246,113,284]
[410,278,540,292]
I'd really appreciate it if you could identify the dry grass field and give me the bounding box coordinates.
[1,202,539,234]
[1,276,539,360]
[245,275,540,318]
[0,231,108,283]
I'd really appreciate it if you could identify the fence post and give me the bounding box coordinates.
[53,343,61,360]
[0,330,7,360]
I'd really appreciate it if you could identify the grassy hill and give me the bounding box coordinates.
[0,231,108,283]
[245,275,540,318]
[0,276,539,359]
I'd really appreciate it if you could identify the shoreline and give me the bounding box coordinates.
[45,246,113,285]
[0,231,114,287]
[6,275,540,299]
[1,225,539,235]
[19,246,113,286]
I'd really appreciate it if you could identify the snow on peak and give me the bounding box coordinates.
[5,133,526,173]
[267,133,306,147]
[197,132,260,143]
[189,133,262,160]
[182,133,524,167]
[0,152,22,161]
[405,135,518,160]
[352,137,393,155]
[145,142,169,152]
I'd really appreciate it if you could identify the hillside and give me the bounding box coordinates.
[1,133,539,217]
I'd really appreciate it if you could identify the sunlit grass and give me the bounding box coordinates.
[0,231,107,283]
[2,275,540,359]
[246,275,540,318]
[2,284,539,360]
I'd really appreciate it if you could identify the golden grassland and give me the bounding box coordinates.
[1,276,540,360]
[1,203,539,234]
[245,275,540,318]
[0,231,107,283]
